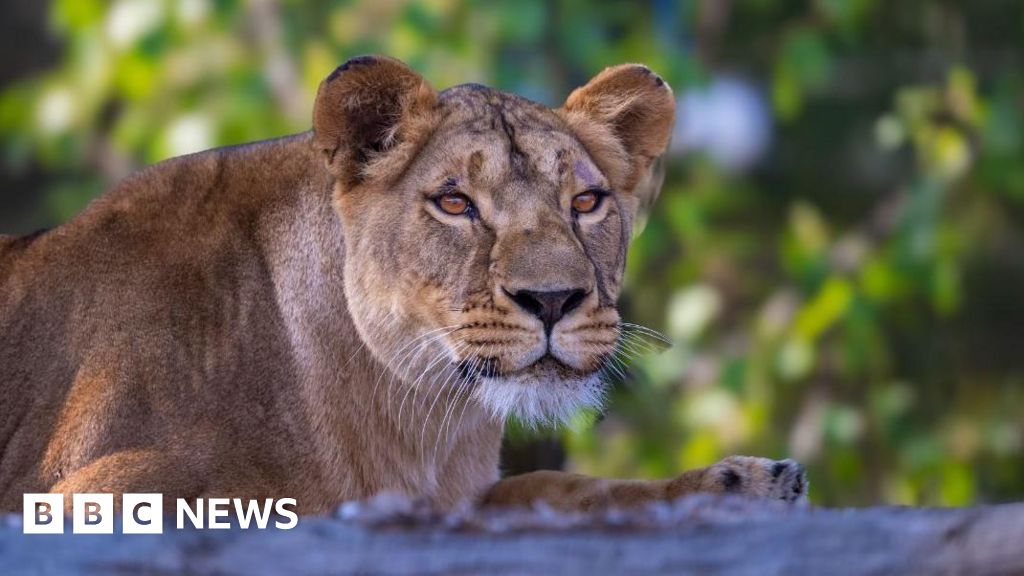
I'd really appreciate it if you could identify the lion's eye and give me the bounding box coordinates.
[435,193,473,216]
[571,191,602,214]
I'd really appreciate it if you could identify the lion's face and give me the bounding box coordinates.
[313,56,675,424]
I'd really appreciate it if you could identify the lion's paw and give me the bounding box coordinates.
[704,456,808,503]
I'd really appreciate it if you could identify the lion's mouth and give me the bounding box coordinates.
[457,353,595,381]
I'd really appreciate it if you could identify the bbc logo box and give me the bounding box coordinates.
[22,494,63,534]
[23,493,164,534]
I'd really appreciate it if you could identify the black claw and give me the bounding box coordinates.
[721,469,742,491]
[772,461,787,479]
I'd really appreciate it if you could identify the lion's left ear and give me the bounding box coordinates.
[559,64,675,220]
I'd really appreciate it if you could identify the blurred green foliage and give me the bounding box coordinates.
[1,0,1022,506]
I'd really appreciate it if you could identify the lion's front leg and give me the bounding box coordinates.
[480,456,807,511]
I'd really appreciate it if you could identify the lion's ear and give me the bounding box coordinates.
[313,55,438,187]
[559,64,675,220]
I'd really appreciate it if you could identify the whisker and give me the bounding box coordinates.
[436,374,473,465]
[618,322,674,346]
[432,376,465,465]
[617,328,666,356]
[614,332,655,358]
[339,312,385,372]
[381,325,462,410]
[580,340,628,386]
[442,341,494,463]
[614,334,657,361]
[374,324,455,396]
[397,334,463,427]
[397,349,446,428]
[600,348,629,382]
[422,341,474,469]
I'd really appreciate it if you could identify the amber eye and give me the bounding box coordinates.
[571,191,602,214]
[436,193,472,216]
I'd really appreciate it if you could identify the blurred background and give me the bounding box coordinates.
[1,0,1022,507]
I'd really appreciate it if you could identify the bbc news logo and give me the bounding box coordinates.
[23,494,298,534]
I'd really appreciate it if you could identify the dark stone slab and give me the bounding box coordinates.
[2,495,1022,575]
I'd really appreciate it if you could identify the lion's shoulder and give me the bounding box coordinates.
[1,132,328,310]
[97,132,318,219]
[7,132,317,259]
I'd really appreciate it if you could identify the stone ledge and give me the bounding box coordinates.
[2,495,1022,575]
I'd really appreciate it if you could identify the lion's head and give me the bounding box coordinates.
[312,56,675,425]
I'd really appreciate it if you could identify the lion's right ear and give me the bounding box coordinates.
[312,55,438,187]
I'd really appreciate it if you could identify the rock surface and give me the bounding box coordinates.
[1,494,1022,575]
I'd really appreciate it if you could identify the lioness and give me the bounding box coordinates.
[0,56,806,514]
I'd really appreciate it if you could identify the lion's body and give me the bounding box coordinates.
[0,56,806,514]
[0,134,500,513]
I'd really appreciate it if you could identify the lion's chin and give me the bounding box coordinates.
[470,356,607,426]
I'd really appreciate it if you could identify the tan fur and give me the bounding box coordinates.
[0,56,805,514]
[483,457,807,511]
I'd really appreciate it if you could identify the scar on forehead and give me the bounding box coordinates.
[555,149,570,175]
[573,160,602,188]
[468,150,484,184]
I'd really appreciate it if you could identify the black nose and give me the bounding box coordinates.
[504,288,588,333]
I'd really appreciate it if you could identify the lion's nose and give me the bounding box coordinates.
[504,288,588,334]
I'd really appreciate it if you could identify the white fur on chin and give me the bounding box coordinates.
[471,371,607,427]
